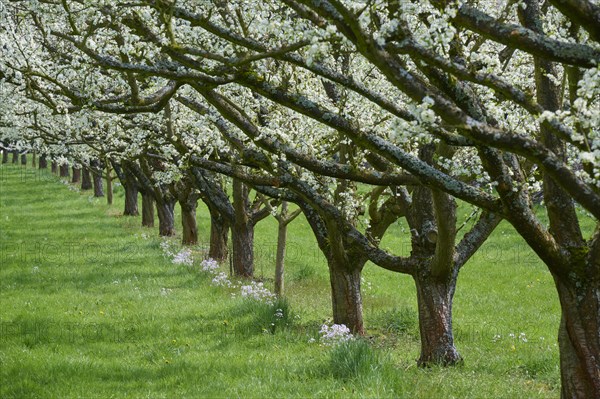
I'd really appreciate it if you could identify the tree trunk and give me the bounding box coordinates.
[553,273,600,398]
[232,179,254,277]
[51,161,58,174]
[123,183,139,216]
[12,150,18,164]
[275,220,287,297]
[231,220,254,277]
[106,164,113,205]
[39,155,47,169]
[59,164,69,178]
[328,258,366,335]
[156,200,176,237]
[93,172,104,197]
[81,167,92,190]
[209,211,229,262]
[414,270,462,366]
[181,204,198,245]
[2,150,8,164]
[71,167,81,183]
[20,154,26,166]
[141,193,155,227]
[32,152,36,168]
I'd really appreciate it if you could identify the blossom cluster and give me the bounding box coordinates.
[318,323,354,346]
[172,248,194,266]
[211,272,233,287]
[240,281,276,305]
[198,258,235,289]
[200,258,220,274]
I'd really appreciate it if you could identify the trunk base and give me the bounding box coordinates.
[181,206,198,245]
[554,275,600,398]
[329,260,365,335]
[232,222,253,277]
[415,273,462,367]
[157,201,176,237]
[141,193,155,227]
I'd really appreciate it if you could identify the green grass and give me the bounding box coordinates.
[0,160,587,398]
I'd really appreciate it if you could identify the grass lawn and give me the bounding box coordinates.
[0,160,577,398]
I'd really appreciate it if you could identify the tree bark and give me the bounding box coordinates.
[12,150,18,164]
[156,200,176,236]
[106,163,113,205]
[2,149,8,164]
[141,193,155,227]
[20,154,26,166]
[71,167,81,183]
[81,167,92,190]
[123,183,139,216]
[93,172,104,197]
[274,220,287,297]
[231,219,254,277]
[554,272,600,398]
[181,203,198,245]
[414,270,462,366]
[209,210,229,262]
[51,161,58,174]
[328,257,366,335]
[59,164,69,178]
[32,152,36,168]
[39,155,47,169]
[232,179,254,277]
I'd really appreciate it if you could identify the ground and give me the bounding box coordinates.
[0,161,574,398]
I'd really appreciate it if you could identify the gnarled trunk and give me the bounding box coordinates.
[81,167,92,190]
[93,172,104,197]
[209,211,229,262]
[414,270,461,366]
[141,193,155,227]
[59,164,69,178]
[71,167,81,183]
[156,200,176,237]
[181,203,198,245]
[231,220,253,277]
[38,155,47,169]
[123,183,139,216]
[554,273,600,399]
[328,258,366,335]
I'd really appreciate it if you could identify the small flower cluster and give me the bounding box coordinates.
[318,323,354,346]
[159,239,176,258]
[172,248,194,266]
[159,239,194,266]
[211,272,233,287]
[200,258,219,273]
[492,332,528,343]
[240,281,276,304]
[199,258,235,288]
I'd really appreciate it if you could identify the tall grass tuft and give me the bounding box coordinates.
[257,297,293,334]
[329,339,381,380]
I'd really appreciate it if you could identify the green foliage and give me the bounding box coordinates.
[329,339,381,380]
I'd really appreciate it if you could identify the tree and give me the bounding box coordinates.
[3,0,598,393]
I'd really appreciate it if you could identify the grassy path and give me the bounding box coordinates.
[0,163,563,398]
